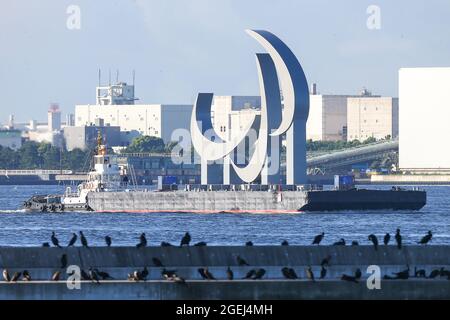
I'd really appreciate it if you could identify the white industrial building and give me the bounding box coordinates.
[347,96,398,141]
[0,130,22,150]
[306,94,352,141]
[399,67,450,173]
[211,95,261,140]
[75,82,192,143]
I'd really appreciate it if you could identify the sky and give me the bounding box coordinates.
[0,0,449,122]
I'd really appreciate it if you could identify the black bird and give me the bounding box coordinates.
[10,271,21,282]
[161,241,173,247]
[440,267,450,278]
[226,267,234,280]
[321,255,332,267]
[395,229,402,249]
[22,270,31,281]
[384,233,391,245]
[320,266,327,279]
[281,267,298,279]
[152,257,164,267]
[81,269,90,280]
[180,232,191,247]
[414,267,426,278]
[236,255,249,266]
[245,241,253,246]
[105,236,112,247]
[198,268,208,280]
[51,270,61,281]
[94,269,114,280]
[141,267,149,280]
[204,268,215,280]
[341,274,358,283]
[306,266,315,282]
[418,231,432,245]
[42,242,50,247]
[161,268,177,280]
[393,266,409,279]
[89,268,100,283]
[136,233,147,248]
[172,274,186,284]
[132,270,143,281]
[60,254,68,269]
[355,268,362,280]
[428,269,440,279]
[252,268,266,280]
[79,231,88,248]
[194,241,207,246]
[281,240,289,246]
[351,241,359,246]
[51,232,61,248]
[333,238,346,246]
[243,269,256,279]
[3,269,10,282]
[67,233,77,247]
[312,232,325,245]
[368,234,379,251]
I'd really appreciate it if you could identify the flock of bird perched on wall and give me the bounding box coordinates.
[1,229,446,284]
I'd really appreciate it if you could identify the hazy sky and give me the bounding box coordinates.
[1,0,449,122]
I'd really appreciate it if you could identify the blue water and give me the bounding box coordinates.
[0,185,449,247]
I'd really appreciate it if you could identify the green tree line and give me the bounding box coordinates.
[0,141,90,171]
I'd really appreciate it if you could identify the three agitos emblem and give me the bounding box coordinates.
[191,30,310,185]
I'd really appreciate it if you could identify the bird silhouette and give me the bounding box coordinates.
[312,232,325,245]
[105,236,112,247]
[161,268,177,280]
[368,234,379,250]
[51,232,61,248]
[236,255,249,266]
[141,267,149,280]
[245,241,253,246]
[3,269,10,282]
[306,266,315,282]
[194,241,207,246]
[252,268,266,280]
[393,265,409,279]
[67,233,77,247]
[226,267,234,280]
[281,267,298,279]
[320,266,327,279]
[22,270,31,281]
[333,238,346,246]
[136,233,147,248]
[418,231,432,245]
[10,272,21,282]
[414,267,426,278]
[395,229,402,249]
[161,241,173,247]
[51,270,61,281]
[243,269,256,279]
[281,240,289,246]
[384,233,391,245]
[60,254,68,269]
[89,268,100,284]
[180,232,191,247]
[94,269,114,280]
[79,231,88,247]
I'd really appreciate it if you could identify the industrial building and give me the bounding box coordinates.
[399,67,450,173]
[75,82,192,144]
[306,86,354,141]
[347,96,398,141]
[63,123,121,151]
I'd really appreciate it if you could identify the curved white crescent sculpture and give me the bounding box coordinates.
[190,30,309,185]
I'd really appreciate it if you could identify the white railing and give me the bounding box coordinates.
[0,169,73,175]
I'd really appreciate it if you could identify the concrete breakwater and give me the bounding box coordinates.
[0,245,449,299]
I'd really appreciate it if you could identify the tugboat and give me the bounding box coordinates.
[23,131,125,212]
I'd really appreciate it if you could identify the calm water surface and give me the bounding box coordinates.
[0,185,449,247]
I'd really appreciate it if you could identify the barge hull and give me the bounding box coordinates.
[87,189,426,213]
